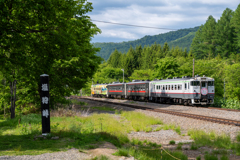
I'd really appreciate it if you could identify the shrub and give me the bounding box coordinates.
[113,148,129,157]
[176,143,182,150]
[190,144,198,150]
[169,140,175,145]
[204,154,218,160]
[196,155,201,160]
[220,155,229,160]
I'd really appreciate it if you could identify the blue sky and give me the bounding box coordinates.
[87,0,240,43]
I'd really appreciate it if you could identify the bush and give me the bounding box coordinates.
[113,148,129,157]
[212,97,240,110]
[169,140,175,145]
[204,154,218,160]
[190,144,198,150]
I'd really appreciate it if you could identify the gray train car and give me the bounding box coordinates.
[126,80,150,100]
[107,82,125,98]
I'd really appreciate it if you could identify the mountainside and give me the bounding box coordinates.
[93,26,199,60]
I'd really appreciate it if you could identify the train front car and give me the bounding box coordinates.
[107,82,125,99]
[149,76,215,106]
[91,84,108,98]
[126,80,150,101]
[190,75,215,106]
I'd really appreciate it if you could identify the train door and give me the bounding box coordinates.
[201,81,208,96]
[183,82,187,99]
[124,84,127,98]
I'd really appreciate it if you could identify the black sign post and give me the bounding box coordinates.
[40,74,50,135]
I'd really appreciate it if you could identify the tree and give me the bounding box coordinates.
[224,63,240,100]
[231,4,240,51]
[154,57,180,79]
[124,46,135,76]
[129,69,154,81]
[0,0,101,118]
[215,8,235,57]
[191,16,217,59]
[107,49,121,68]
[163,42,169,54]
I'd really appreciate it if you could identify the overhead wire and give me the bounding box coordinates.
[90,19,178,30]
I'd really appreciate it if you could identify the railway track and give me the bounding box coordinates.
[76,96,240,127]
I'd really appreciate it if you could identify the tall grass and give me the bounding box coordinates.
[0,109,190,159]
[121,111,163,132]
[188,129,232,149]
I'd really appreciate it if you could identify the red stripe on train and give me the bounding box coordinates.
[128,91,146,93]
[109,90,123,92]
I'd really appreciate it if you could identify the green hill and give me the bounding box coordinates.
[93,26,199,60]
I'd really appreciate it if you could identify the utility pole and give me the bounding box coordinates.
[121,69,124,83]
[224,79,225,100]
[91,78,93,97]
[192,58,195,77]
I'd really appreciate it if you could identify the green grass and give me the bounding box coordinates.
[112,148,129,157]
[190,143,198,150]
[0,113,129,156]
[91,106,116,112]
[176,143,183,150]
[0,110,168,156]
[92,155,111,160]
[188,129,240,156]
[188,130,232,149]
[156,124,181,135]
[121,111,163,132]
[204,154,218,160]
[71,99,88,106]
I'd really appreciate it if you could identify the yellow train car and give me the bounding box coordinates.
[91,84,108,97]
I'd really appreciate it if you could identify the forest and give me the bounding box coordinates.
[86,5,240,109]
[93,26,199,60]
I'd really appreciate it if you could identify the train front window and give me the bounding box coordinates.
[191,81,200,86]
[202,82,206,87]
[208,81,214,86]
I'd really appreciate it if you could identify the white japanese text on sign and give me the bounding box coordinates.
[42,84,48,91]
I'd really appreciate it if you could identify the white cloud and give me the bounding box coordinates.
[88,0,240,42]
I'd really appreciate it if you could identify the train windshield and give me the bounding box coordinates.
[190,81,200,86]
[208,81,214,86]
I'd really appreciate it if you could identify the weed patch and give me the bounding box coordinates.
[121,111,162,132]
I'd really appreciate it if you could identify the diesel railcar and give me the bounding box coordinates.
[91,75,215,106]
[91,84,108,97]
[149,75,214,106]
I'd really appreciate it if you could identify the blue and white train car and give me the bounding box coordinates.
[149,75,214,106]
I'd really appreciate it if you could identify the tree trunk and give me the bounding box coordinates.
[10,80,17,119]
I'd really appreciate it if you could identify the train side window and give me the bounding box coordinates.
[180,85,182,90]
[166,85,167,90]
[168,85,170,90]
[171,85,173,90]
[185,83,187,90]
[188,83,189,89]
